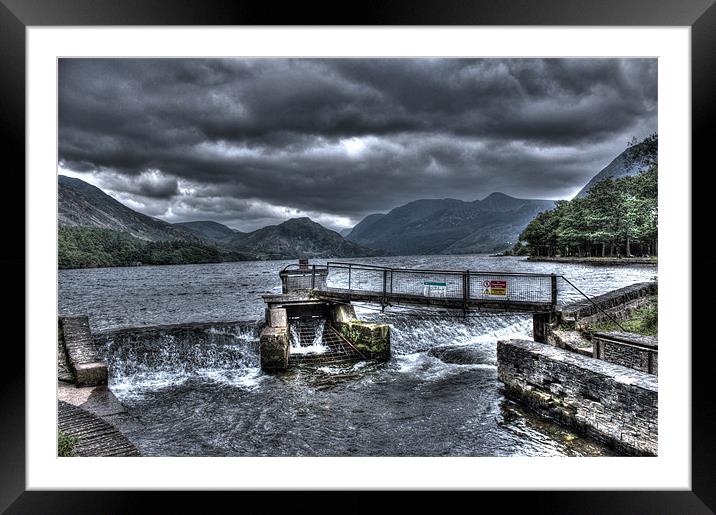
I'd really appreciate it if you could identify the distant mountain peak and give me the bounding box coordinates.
[483,192,512,200]
[281,216,314,225]
[224,216,383,259]
[174,220,242,243]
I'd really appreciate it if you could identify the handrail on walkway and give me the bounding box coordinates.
[278,261,634,329]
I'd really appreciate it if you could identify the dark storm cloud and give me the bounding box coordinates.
[58,58,657,231]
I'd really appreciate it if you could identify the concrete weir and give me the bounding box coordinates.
[259,293,390,371]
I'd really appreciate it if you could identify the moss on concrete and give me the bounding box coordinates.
[337,320,390,358]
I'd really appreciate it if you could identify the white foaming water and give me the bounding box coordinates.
[367,312,532,355]
[394,352,495,383]
[104,329,263,401]
[110,363,265,402]
[290,343,328,355]
[196,366,265,388]
[60,257,645,457]
[207,325,258,342]
[110,370,192,401]
[289,319,328,354]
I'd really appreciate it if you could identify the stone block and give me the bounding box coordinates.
[265,307,288,328]
[336,320,390,359]
[73,362,108,387]
[260,326,289,371]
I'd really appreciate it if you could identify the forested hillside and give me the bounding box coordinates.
[58,226,252,269]
[518,166,657,258]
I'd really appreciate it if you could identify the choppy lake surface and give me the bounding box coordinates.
[59,255,656,456]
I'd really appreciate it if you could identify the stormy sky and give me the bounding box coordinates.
[58,58,657,232]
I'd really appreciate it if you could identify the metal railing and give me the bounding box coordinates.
[322,262,557,307]
[277,261,637,325]
[279,263,329,292]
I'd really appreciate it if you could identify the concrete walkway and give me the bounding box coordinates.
[58,400,140,457]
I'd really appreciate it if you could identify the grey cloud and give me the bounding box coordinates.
[58,58,657,231]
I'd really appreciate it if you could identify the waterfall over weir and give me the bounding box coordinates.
[289,317,328,355]
[91,312,615,457]
[287,316,367,366]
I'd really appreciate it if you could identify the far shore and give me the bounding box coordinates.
[526,256,657,266]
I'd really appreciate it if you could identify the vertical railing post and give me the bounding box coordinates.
[312,264,316,289]
[463,270,470,312]
[551,274,558,309]
[348,264,352,302]
[382,269,388,308]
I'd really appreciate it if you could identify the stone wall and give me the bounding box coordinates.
[592,332,658,375]
[559,282,657,328]
[497,339,658,456]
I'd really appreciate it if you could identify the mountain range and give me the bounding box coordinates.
[59,176,379,261]
[345,141,654,255]
[57,140,652,267]
[346,193,555,255]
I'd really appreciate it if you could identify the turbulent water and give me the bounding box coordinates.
[59,255,656,457]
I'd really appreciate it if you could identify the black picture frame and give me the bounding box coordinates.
[2,0,711,512]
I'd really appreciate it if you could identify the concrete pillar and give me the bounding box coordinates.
[265,307,287,328]
[532,313,552,344]
[335,320,391,360]
[260,327,290,371]
[330,302,357,324]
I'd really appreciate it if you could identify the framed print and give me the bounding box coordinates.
[3,0,713,512]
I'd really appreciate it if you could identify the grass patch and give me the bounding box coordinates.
[58,431,78,457]
[589,296,658,336]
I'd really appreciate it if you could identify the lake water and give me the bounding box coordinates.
[59,255,657,456]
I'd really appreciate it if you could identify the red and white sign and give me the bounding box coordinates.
[482,280,507,296]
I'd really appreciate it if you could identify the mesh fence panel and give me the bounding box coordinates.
[323,263,554,305]
[284,273,314,290]
[389,270,464,299]
[468,273,552,303]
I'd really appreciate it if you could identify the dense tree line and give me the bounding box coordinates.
[58,226,251,269]
[518,135,657,258]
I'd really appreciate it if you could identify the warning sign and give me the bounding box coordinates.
[482,279,507,296]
